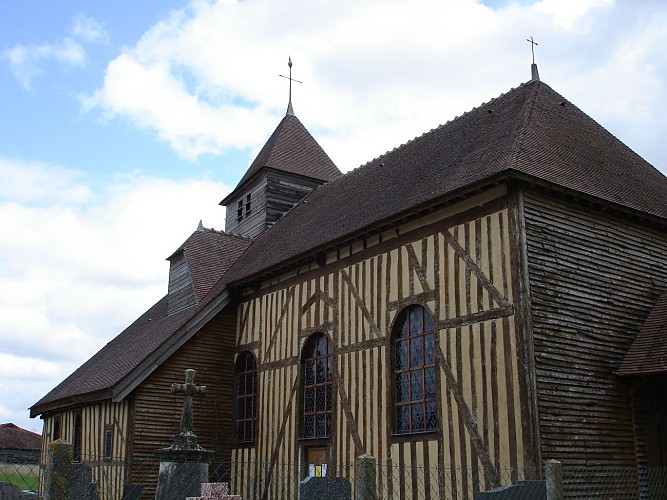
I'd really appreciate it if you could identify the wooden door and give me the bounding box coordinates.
[305,446,328,477]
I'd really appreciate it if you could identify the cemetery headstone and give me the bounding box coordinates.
[0,482,22,500]
[299,475,351,500]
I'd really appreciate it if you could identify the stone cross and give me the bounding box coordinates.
[172,369,207,448]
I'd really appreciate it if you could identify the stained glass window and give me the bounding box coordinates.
[235,351,257,443]
[104,429,113,459]
[393,305,437,434]
[302,333,333,439]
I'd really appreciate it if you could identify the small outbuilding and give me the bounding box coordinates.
[0,423,41,464]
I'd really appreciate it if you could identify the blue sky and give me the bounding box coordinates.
[1,1,235,181]
[1,0,666,434]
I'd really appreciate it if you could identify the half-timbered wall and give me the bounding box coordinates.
[522,188,667,496]
[231,187,532,498]
[39,400,131,499]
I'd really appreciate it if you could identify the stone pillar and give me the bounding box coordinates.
[154,447,214,500]
[43,440,73,500]
[544,459,563,500]
[355,454,377,500]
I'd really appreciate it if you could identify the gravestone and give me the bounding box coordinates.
[185,482,241,499]
[43,440,98,500]
[299,476,351,500]
[0,482,22,500]
[121,484,143,500]
[474,480,546,499]
[0,482,39,500]
[155,369,214,500]
[69,464,98,499]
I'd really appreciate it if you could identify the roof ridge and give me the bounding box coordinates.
[349,82,529,174]
[508,81,541,169]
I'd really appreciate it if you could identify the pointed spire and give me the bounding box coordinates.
[197,220,204,231]
[526,36,540,81]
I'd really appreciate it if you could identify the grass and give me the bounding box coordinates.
[0,471,39,491]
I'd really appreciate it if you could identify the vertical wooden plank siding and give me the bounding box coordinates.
[224,174,269,238]
[522,189,667,496]
[166,252,197,314]
[231,193,529,498]
[39,400,131,499]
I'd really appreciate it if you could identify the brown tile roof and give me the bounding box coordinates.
[0,423,41,450]
[30,231,251,416]
[223,80,667,284]
[168,228,252,302]
[220,114,341,205]
[34,79,667,415]
[617,292,667,377]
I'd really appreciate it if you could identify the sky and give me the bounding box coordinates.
[1,0,666,434]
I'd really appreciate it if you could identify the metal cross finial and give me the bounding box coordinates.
[526,36,539,64]
[279,56,302,115]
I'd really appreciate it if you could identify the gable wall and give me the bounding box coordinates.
[127,306,237,495]
[230,186,534,498]
[167,251,197,314]
[522,188,667,493]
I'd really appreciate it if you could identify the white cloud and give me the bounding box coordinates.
[0,158,230,429]
[2,12,108,90]
[3,38,86,90]
[71,13,109,44]
[535,0,613,31]
[84,0,667,173]
[0,159,93,205]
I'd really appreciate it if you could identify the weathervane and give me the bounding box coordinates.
[279,56,302,115]
[526,36,540,81]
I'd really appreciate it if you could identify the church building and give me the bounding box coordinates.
[31,66,667,499]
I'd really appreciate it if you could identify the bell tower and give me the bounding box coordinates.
[221,59,341,238]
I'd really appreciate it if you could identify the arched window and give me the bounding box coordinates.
[302,333,333,439]
[235,351,257,443]
[393,304,437,434]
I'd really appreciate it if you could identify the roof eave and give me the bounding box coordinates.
[227,167,667,290]
[30,388,114,419]
[111,286,235,402]
[227,171,515,288]
[508,170,667,226]
[220,167,269,206]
